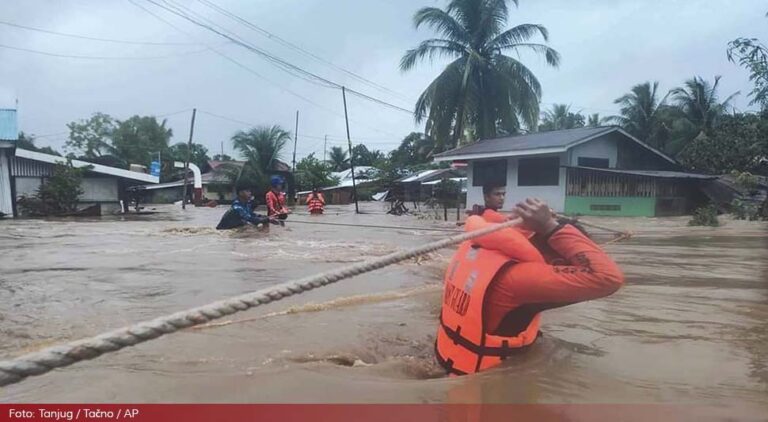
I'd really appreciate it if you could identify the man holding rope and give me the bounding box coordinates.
[436,189,624,375]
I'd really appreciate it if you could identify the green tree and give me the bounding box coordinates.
[212,153,234,161]
[18,161,87,216]
[17,132,61,156]
[169,142,211,171]
[65,112,116,159]
[294,153,341,191]
[111,116,173,167]
[610,81,671,149]
[728,13,768,111]
[352,144,385,167]
[232,125,290,175]
[538,104,585,131]
[401,0,560,150]
[389,132,435,167]
[327,146,349,172]
[670,76,739,135]
[587,113,606,127]
[231,125,291,196]
[678,112,768,175]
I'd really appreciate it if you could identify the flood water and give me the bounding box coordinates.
[0,203,766,418]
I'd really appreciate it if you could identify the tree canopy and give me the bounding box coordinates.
[401,0,560,150]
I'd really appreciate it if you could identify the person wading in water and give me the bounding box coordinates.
[436,187,624,375]
[266,175,291,220]
[216,187,278,230]
[305,187,326,215]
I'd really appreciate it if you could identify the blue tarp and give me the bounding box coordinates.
[0,109,18,141]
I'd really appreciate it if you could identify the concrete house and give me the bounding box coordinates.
[433,126,715,217]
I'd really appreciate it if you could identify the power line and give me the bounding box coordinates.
[197,109,402,146]
[193,0,412,102]
[132,0,402,138]
[0,42,211,60]
[144,0,420,118]
[0,19,196,46]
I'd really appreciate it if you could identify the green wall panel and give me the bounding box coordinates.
[564,196,656,217]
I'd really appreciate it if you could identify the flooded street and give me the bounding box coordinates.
[1,203,766,416]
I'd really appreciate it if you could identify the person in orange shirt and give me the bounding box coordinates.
[436,187,624,375]
[305,187,326,215]
[266,175,290,220]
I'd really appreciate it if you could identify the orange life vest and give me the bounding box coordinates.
[435,216,544,376]
[307,193,325,213]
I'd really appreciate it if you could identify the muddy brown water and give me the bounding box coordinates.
[0,203,766,417]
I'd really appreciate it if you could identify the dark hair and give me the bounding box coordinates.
[482,184,505,195]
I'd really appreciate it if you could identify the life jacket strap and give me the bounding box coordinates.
[439,314,537,358]
[434,340,468,376]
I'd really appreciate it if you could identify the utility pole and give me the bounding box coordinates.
[323,135,327,163]
[182,108,196,210]
[341,86,359,214]
[220,140,224,158]
[292,110,299,171]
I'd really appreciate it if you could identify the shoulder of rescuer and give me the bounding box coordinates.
[435,209,624,375]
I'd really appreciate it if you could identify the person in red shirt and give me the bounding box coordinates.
[266,175,290,220]
[436,184,624,375]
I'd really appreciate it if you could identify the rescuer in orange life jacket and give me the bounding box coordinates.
[436,183,624,375]
[305,187,326,215]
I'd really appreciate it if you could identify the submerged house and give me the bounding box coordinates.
[0,107,159,217]
[433,126,715,217]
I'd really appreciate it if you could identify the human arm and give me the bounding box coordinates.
[492,198,623,305]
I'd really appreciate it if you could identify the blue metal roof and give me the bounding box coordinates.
[0,109,18,141]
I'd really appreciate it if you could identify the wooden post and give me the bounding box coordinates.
[182,108,196,210]
[341,86,359,214]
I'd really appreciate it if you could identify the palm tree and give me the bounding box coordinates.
[401,0,560,150]
[538,104,584,131]
[327,146,349,172]
[587,113,603,127]
[610,81,670,148]
[232,125,291,176]
[670,76,739,135]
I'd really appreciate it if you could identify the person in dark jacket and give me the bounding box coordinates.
[216,187,279,230]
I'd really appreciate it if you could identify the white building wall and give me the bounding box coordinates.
[505,153,567,213]
[15,176,42,197]
[80,178,118,202]
[465,153,567,213]
[0,149,13,215]
[568,135,618,167]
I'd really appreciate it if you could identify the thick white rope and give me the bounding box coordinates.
[0,218,521,387]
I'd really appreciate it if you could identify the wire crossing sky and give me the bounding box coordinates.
[0,0,764,160]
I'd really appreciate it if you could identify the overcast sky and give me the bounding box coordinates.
[0,0,765,162]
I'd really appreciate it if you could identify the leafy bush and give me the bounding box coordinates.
[731,199,761,221]
[688,204,720,227]
[19,162,86,216]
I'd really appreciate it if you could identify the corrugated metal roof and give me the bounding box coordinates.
[0,109,18,141]
[568,166,717,180]
[14,148,159,183]
[434,127,614,160]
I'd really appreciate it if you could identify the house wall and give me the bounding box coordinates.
[467,153,567,212]
[80,178,118,202]
[15,176,42,197]
[568,133,619,167]
[564,196,657,217]
[0,149,13,215]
